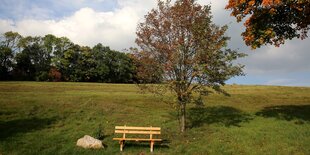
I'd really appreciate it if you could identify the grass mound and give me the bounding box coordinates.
[0,82,309,154]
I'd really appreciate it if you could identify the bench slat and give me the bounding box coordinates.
[113,138,162,141]
[115,130,161,134]
[115,126,160,130]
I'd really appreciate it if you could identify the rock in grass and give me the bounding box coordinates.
[76,135,104,149]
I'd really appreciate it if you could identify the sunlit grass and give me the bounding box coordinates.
[0,82,309,154]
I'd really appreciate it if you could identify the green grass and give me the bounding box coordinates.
[0,82,309,155]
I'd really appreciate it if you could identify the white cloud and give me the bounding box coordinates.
[0,0,236,51]
[0,0,160,51]
[241,38,310,75]
[0,20,14,31]
[0,6,141,51]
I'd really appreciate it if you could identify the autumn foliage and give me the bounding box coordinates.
[226,0,310,49]
[135,0,245,132]
[48,67,62,82]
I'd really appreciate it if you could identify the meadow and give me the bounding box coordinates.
[0,82,309,154]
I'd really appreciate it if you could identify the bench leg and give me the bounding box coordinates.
[119,140,124,151]
[150,141,154,152]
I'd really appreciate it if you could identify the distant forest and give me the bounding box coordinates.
[0,31,141,83]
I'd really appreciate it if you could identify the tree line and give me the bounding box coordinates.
[0,31,137,83]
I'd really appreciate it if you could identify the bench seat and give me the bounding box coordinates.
[113,125,162,152]
[113,138,162,141]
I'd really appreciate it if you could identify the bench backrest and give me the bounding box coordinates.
[115,126,161,139]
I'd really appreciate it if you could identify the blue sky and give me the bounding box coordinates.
[0,0,309,86]
[0,0,117,20]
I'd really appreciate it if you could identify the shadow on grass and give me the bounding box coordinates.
[0,111,15,115]
[0,117,57,140]
[188,106,253,128]
[122,141,169,152]
[255,105,310,123]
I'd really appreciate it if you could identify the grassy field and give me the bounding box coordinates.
[0,82,309,155]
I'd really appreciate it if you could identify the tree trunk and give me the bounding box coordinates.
[180,102,186,133]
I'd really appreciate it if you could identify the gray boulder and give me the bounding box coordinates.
[76,135,104,149]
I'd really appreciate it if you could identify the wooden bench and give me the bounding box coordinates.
[112,125,162,152]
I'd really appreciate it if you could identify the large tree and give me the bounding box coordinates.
[1,31,22,53]
[226,0,310,49]
[135,0,245,132]
[0,46,13,80]
[14,36,53,81]
[0,31,22,80]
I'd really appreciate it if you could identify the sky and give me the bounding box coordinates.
[0,0,309,86]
